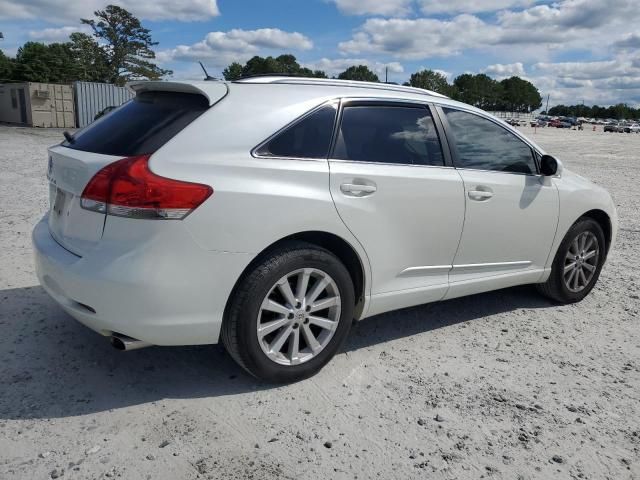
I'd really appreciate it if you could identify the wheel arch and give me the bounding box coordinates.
[581,209,612,255]
[224,231,369,321]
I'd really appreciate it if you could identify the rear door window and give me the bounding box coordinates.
[333,105,444,166]
[256,104,337,159]
[64,91,209,156]
[443,108,537,174]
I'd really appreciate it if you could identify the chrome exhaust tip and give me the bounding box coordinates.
[110,333,152,351]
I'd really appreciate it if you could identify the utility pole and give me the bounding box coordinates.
[385,66,388,83]
[545,94,550,114]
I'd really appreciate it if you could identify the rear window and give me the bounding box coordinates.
[64,91,209,156]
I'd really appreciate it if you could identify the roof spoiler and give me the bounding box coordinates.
[126,81,228,106]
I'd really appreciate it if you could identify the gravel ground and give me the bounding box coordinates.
[1,124,639,480]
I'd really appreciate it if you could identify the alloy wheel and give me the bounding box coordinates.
[257,268,341,366]
[563,231,599,293]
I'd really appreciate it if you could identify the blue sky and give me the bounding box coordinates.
[1,0,640,107]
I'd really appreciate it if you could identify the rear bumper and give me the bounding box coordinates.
[32,215,252,346]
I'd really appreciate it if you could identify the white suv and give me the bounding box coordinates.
[33,77,617,382]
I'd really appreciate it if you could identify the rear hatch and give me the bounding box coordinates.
[46,81,227,256]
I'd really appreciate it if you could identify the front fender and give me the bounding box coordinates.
[547,170,617,272]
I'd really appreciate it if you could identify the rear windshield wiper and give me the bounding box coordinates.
[63,131,75,144]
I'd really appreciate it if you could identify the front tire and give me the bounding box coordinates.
[221,242,355,383]
[537,218,606,303]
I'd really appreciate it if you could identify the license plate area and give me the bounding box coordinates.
[52,186,68,217]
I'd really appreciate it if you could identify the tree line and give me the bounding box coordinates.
[547,103,640,120]
[223,57,543,113]
[0,5,169,86]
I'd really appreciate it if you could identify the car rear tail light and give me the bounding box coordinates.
[80,154,213,219]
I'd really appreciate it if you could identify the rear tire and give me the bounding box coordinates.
[537,218,606,303]
[221,241,355,383]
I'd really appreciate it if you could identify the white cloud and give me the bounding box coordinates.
[339,15,497,59]
[28,25,91,43]
[497,0,631,30]
[532,60,633,81]
[329,0,413,16]
[158,28,313,69]
[0,0,219,22]
[338,0,640,60]
[485,56,640,107]
[496,0,640,48]
[614,33,640,51]
[303,58,404,77]
[330,0,535,16]
[419,0,535,14]
[203,29,312,52]
[483,62,526,79]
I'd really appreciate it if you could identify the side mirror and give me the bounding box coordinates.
[540,154,558,176]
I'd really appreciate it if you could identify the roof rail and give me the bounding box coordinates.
[234,75,449,99]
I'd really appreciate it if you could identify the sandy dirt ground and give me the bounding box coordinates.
[1,124,639,480]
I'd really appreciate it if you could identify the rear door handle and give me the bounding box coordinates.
[468,190,493,201]
[340,183,377,197]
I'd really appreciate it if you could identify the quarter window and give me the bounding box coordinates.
[256,104,337,159]
[443,108,537,174]
[333,105,444,166]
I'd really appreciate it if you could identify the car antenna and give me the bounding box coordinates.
[199,61,216,81]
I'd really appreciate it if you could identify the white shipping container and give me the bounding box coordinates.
[74,81,134,128]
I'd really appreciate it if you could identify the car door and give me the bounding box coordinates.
[329,100,465,316]
[436,106,559,299]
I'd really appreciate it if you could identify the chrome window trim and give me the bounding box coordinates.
[252,155,329,163]
[329,98,449,168]
[326,158,455,170]
[339,96,431,107]
[433,102,544,176]
[251,96,543,173]
[443,166,544,178]
[433,101,544,155]
[251,99,340,160]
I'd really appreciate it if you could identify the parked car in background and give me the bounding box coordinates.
[505,118,528,127]
[33,77,618,382]
[554,117,574,128]
[550,120,572,128]
[623,123,640,133]
[93,105,117,121]
[604,123,623,133]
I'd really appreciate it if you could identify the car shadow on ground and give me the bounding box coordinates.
[0,284,553,420]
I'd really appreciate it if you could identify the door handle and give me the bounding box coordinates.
[340,183,377,197]
[468,189,493,201]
